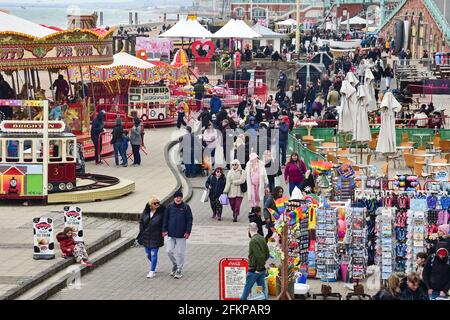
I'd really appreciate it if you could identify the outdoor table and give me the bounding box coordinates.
[396,146,414,152]
[313,138,325,143]
[317,145,339,162]
[299,121,318,137]
[427,163,450,173]
[354,163,372,176]
[412,133,432,147]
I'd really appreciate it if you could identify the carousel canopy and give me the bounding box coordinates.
[0,12,114,70]
[212,19,261,39]
[0,11,57,37]
[97,52,155,70]
[159,15,213,39]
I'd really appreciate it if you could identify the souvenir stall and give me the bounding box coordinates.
[0,11,115,159]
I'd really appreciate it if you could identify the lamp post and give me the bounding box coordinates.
[295,0,301,54]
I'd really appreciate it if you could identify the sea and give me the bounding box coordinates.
[3,5,183,29]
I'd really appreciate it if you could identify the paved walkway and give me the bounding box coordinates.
[0,125,185,299]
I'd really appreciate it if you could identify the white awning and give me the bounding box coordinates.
[341,16,374,25]
[212,19,261,39]
[275,18,298,26]
[159,16,213,39]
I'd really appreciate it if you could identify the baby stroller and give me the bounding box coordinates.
[179,141,209,178]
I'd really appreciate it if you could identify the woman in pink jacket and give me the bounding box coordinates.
[284,152,307,196]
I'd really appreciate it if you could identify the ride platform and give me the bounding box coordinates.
[47,173,135,204]
[77,133,113,160]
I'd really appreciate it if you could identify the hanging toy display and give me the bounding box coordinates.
[219,53,233,70]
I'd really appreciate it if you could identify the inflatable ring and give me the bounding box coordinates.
[136,49,148,61]
[219,54,232,70]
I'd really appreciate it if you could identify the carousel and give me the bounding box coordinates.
[68,49,191,128]
[0,11,115,160]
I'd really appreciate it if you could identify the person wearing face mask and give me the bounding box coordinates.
[422,246,450,299]
[205,167,227,221]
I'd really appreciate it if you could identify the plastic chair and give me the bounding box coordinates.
[440,140,450,153]
[404,153,416,174]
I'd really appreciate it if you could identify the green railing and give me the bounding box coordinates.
[288,133,326,169]
[376,0,408,32]
[423,0,450,43]
[290,127,449,147]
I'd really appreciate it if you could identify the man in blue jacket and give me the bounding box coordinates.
[90,110,105,164]
[210,94,222,114]
[162,190,193,279]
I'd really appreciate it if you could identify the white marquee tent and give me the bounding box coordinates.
[212,19,261,39]
[341,16,374,25]
[159,16,213,39]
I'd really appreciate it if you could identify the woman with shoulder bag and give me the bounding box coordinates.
[284,152,307,196]
[130,117,143,166]
[224,159,246,222]
[205,167,226,221]
[138,196,166,278]
[111,118,127,167]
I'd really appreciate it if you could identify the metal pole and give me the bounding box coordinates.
[88,66,96,112]
[296,0,301,54]
[43,100,49,199]
[48,71,55,101]
[10,73,17,99]
[24,70,29,100]
[66,68,73,98]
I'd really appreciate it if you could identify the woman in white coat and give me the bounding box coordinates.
[224,159,246,222]
[245,153,269,210]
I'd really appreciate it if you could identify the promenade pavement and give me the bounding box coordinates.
[0,126,185,299]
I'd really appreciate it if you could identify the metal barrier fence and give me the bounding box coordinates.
[98,131,113,166]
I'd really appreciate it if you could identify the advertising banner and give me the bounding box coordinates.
[63,206,84,242]
[33,217,55,260]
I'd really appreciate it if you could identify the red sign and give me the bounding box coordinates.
[219,257,248,300]
[35,222,52,230]
[0,121,65,133]
[233,51,241,69]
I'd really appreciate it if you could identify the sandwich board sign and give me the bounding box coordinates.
[63,206,84,242]
[33,217,55,260]
[219,258,248,300]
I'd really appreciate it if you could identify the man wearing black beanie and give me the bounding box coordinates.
[162,190,193,279]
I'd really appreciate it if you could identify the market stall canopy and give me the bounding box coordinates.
[251,23,286,38]
[212,19,261,39]
[0,12,114,70]
[341,16,374,25]
[158,15,213,39]
[275,18,298,26]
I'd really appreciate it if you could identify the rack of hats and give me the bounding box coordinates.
[315,203,339,282]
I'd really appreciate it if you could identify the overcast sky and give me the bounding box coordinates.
[3,0,189,5]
